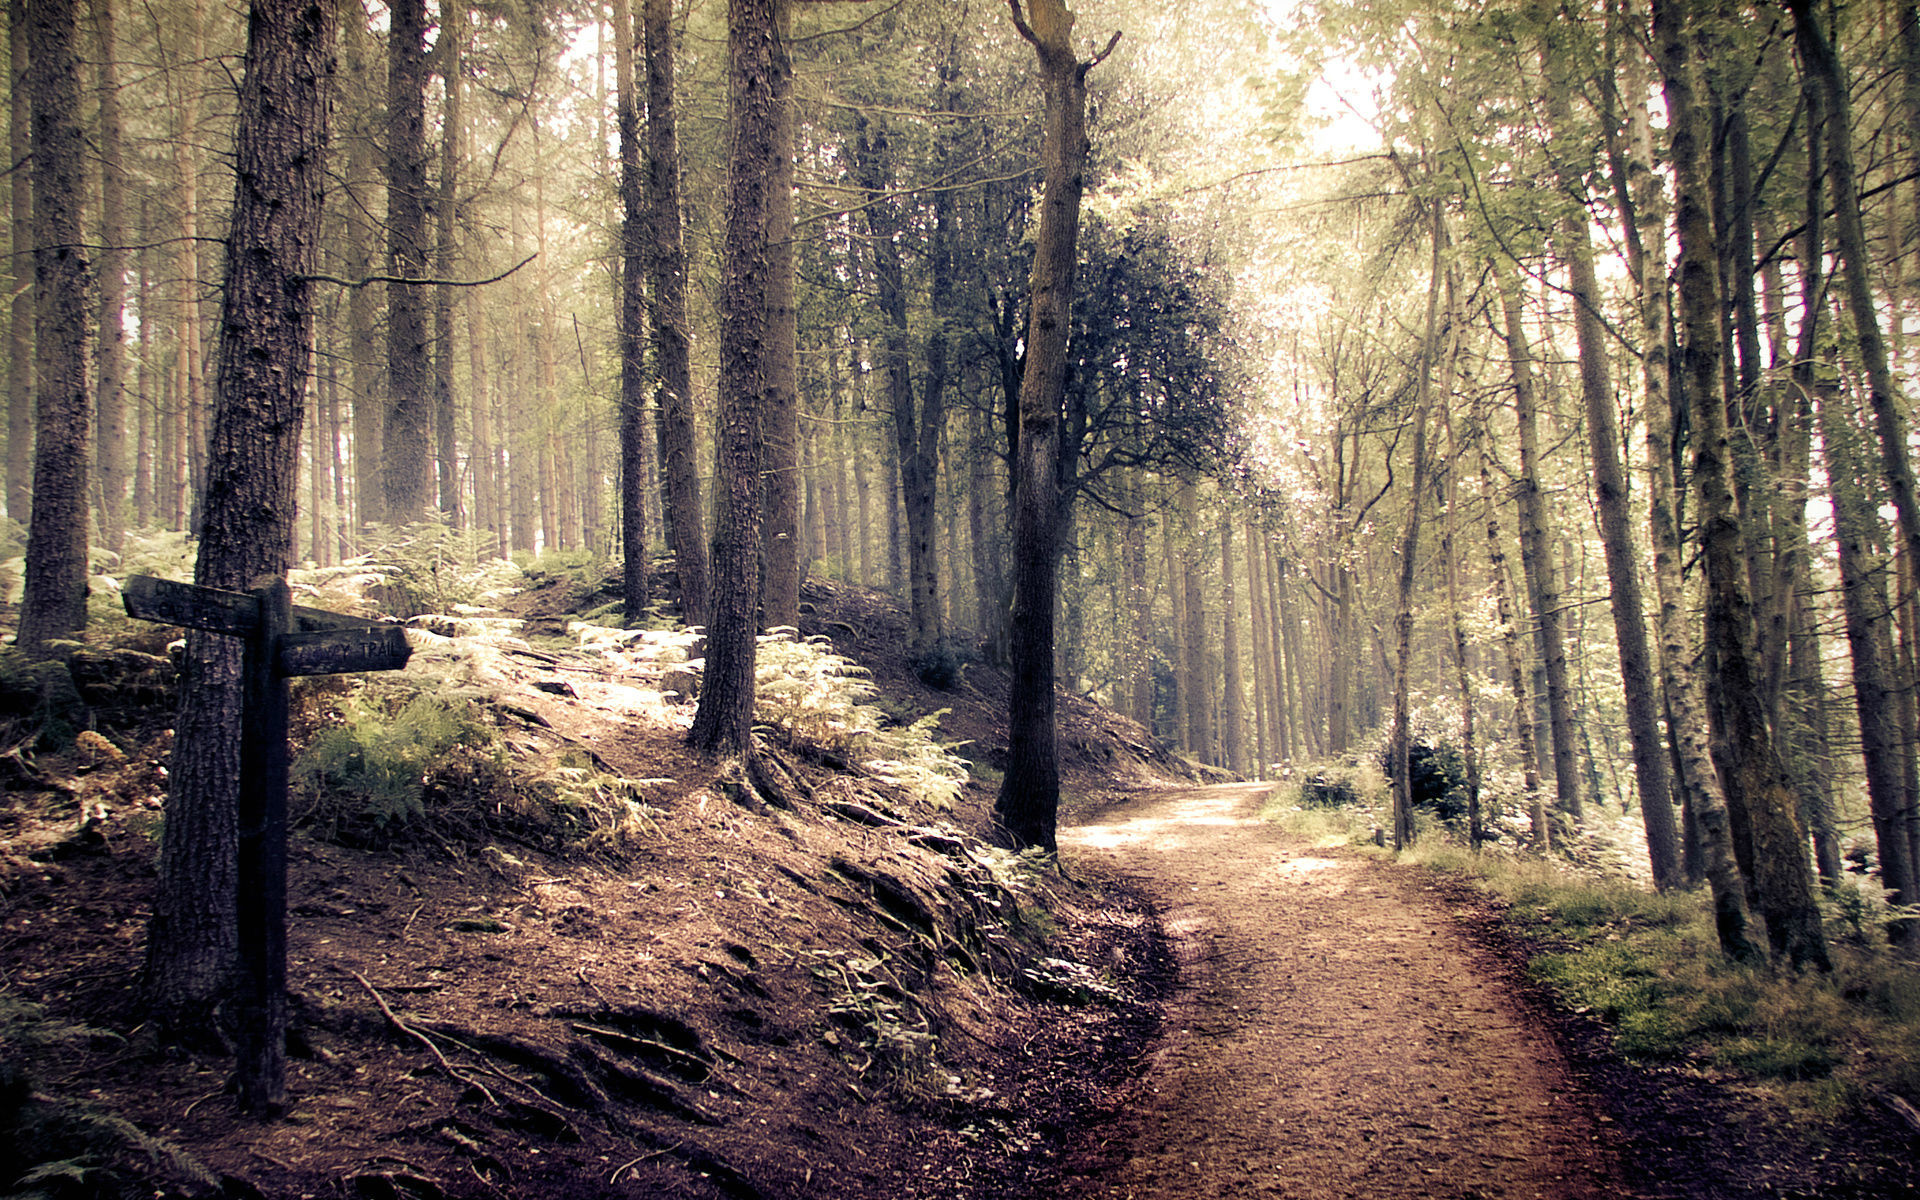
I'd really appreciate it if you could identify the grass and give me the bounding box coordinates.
[1260,779,1920,1117]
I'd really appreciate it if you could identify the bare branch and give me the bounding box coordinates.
[305,252,537,291]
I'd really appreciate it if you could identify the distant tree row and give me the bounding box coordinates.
[10,0,1920,975]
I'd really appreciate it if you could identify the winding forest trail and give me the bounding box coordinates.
[1055,782,1625,1200]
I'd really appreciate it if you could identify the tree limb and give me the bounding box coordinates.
[304,252,537,291]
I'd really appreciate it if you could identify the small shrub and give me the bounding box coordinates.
[293,690,495,846]
[1297,772,1358,808]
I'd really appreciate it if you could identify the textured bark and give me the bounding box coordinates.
[1789,0,1920,895]
[1622,1,1758,954]
[1180,484,1212,762]
[381,0,429,521]
[616,0,648,622]
[1658,0,1828,970]
[1497,268,1581,823]
[761,0,799,630]
[992,0,1110,851]
[1792,47,1915,932]
[1389,200,1442,852]
[133,218,153,529]
[1483,447,1548,852]
[15,0,94,654]
[1244,520,1272,774]
[6,0,29,524]
[432,9,462,523]
[1221,522,1245,776]
[645,0,707,627]
[167,0,206,532]
[341,8,381,531]
[851,117,946,658]
[1542,57,1680,885]
[146,0,336,1033]
[92,0,129,557]
[688,0,777,757]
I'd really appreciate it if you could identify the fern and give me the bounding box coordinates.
[751,632,970,811]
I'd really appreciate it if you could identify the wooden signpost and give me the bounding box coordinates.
[124,574,411,1116]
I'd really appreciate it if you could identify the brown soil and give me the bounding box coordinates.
[1052,782,1621,1200]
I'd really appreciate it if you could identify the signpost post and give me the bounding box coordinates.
[124,574,411,1116]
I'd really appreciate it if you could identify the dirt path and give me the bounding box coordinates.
[1054,782,1624,1200]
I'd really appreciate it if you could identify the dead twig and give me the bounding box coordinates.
[610,1144,680,1184]
[343,968,498,1106]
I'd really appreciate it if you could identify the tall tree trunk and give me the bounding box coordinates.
[971,401,1002,646]
[1390,199,1443,851]
[1790,0,1920,889]
[14,0,93,653]
[1497,265,1581,824]
[688,0,777,757]
[1221,520,1246,776]
[1543,56,1681,885]
[1180,482,1212,761]
[381,0,429,521]
[761,0,799,629]
[5,0,28,524]
[146,0,335,1044]
[431,7,462,523]
[645,0,706,626]
[92,0,129,557]
[993,0,1112,851]
[1164,493,1189,751]
[1622,0,1760,956]
[1658,0,1829,970]
[615,0,648,622]
[342,6,380,532]
[852,116,946,658]
[134,213,153,530]
[1244,520,1271,775]
[1483,446,1549,851]
[1124,489,1153,728]
[169,0,206,531]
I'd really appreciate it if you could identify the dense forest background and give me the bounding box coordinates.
[7,0,1920,965]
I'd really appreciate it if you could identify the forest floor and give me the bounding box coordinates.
[0,573,1916,1199]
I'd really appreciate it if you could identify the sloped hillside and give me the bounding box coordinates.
[0,569,1183,1200]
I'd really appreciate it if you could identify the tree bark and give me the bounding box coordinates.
[616,0,648,622]
[645,0,707,627]
[1542,53,1681,886]
[688,0,778,758]
[1621,0,1760,957]
[381,0,429,522]
[1497,266,1581,825]
[14,0,94,654]
[1390,198,1443,852]
[761,0,799,630]
[431,7,462,524]
[146,0,336,1039]
[92,0,129,558]
[1221,521,1245,775]
[6,0,29,525]
[1789,0,1920,893]
[992,0,1112,852]
[1657,0,1829,970]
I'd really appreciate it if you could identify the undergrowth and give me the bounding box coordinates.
[754,630,971,811]
[1400,837,1920,1115]
[292,685,660,854]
